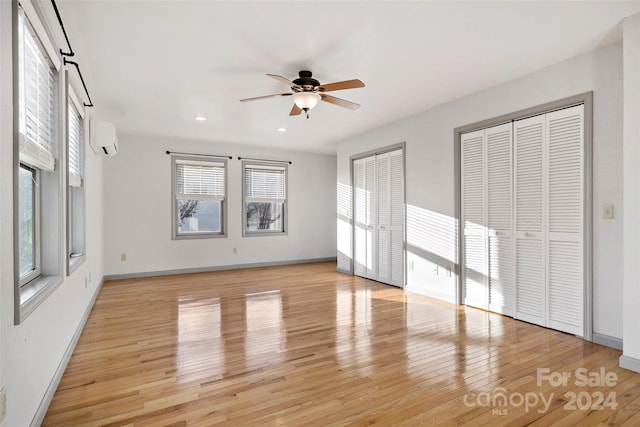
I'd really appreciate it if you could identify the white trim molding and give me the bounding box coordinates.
[104,257,337,281]
[619,355,640,373]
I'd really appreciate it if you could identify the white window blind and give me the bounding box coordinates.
[175,159,225,200]
[244,165,286,203]
[68,102,82,187]
[18,6,58,172]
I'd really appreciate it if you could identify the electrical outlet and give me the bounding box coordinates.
[84,276,88,288]
[121,253,127,261]
[233,247,238,254]
[603,204,614,220]
[0,387,7,423]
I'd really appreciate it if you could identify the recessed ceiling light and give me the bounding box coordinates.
[277,128,287,132]
[194,116,207,121]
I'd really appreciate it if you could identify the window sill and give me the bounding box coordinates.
[243,230,288,237]
[17,274,63,324]
[172,232,227,240]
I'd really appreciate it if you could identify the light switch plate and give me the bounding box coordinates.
[603,204,614,220]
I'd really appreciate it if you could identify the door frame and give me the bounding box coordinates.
[350,142,407,287]
[454,92,593,341]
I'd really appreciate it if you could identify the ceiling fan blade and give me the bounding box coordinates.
[240,93,292,102]
[317,79,365,92]
[289,104,302,116]
[267,74,302,90]
[319,94,360,110]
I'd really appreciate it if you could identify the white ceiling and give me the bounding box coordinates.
[57,1,640,154]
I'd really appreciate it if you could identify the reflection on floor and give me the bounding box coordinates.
[44,262,640,426]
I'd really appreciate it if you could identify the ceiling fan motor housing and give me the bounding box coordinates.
[293,70,320,91]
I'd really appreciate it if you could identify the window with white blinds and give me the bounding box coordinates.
[243,163,287,234]
[175,159,226,200]
[14,0,65,324]
[18,6,58,172]
[173,156,227,238]
[244,165,286,202]
[68,101,83,187]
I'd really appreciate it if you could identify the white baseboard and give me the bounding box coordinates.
[592,333,623,350]
[620,355,640,373]
[104,257,337,281]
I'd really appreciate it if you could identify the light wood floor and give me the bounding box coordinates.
[44,262,640,426]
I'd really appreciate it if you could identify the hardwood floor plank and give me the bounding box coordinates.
[43,262,640,426]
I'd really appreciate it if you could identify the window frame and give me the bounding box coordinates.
[13,0,64,324]
[171,154,228,240]
[242,160,288,237]
[66,79,86,274]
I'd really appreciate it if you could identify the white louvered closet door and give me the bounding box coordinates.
[388,149,405,286]
[546,105,584,335]
[353,158,368,277]
[377,152,391,283]
[461,105,585,336]
[461,130,488,310]
[353,150,405,287]
[514,114,546,327]
[486,123,513,316]
[364,156,377,279]
[376,149,404,287]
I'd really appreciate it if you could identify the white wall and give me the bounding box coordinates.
[621,13,640,372]
[0,2,105,426]
[337,42,624,340]
[104,135,337,276]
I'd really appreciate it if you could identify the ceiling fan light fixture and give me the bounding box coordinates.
[293,92,321,110]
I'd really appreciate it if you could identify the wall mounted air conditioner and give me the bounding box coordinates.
[90,120,119,156]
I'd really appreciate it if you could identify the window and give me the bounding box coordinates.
[67,84,86,273]
[18,164,39,282]
[14,2,62,323]
[243,162,288,235]
[172,155,227,238]
[17,6,57,173]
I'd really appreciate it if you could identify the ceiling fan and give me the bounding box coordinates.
[240,70,365,119]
